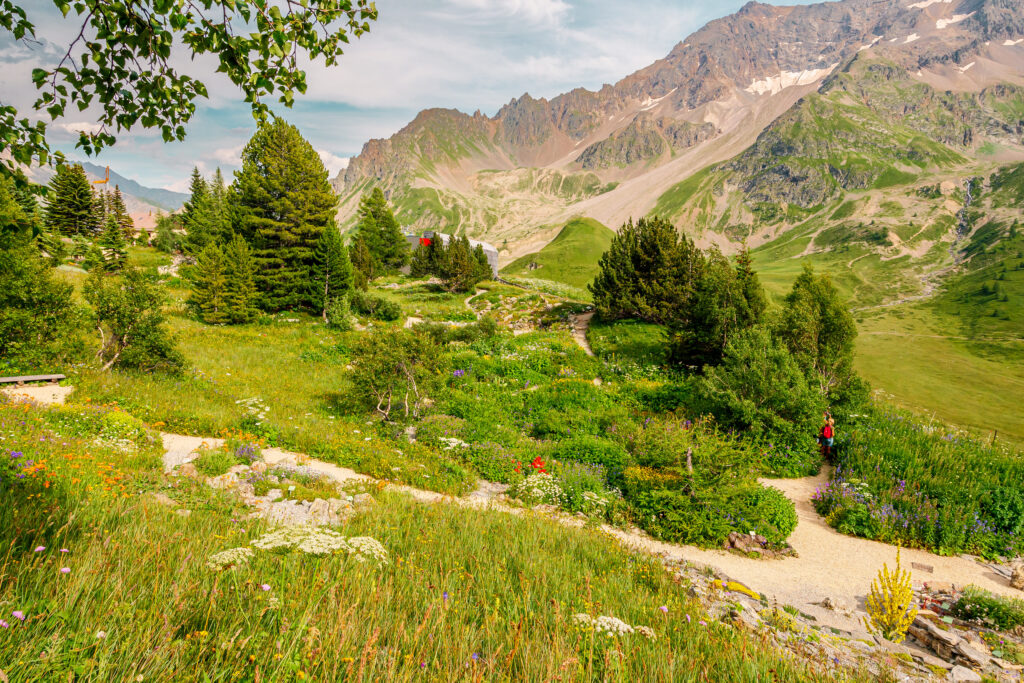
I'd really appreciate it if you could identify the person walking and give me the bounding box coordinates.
[820,415,835,461]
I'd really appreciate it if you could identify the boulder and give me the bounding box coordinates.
[724,531,768,554]
[207,472,239,490]
[251,461,268,474]
[353,493,376,508]
[149,492,177,507]
[177,463,200,479]
[947,665,982,682]
[954,641,991,669]
[227,464,250,476]
[908,614,961,660]
[1011,562,1024,591]
[264,489,283,502]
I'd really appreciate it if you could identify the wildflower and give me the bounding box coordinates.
[685,614,691,623]
[260,584,271,591]
[59,549,69,553]
[60,567,70,574]
[699,620,707,626]
[659,605,668,614]
[471,653,479,661]
[34,546,44,552]
[205,547,254,572]
[443,591,449,602]
[96,631,106,639]
[12,611,25,621]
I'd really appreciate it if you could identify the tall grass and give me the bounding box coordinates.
[813,404,1024,557]
[0,399,846,682]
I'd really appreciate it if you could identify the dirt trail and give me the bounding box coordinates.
[570,311,595,357]
[9,383,1022,636]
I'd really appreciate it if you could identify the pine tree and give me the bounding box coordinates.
[45,163,94,235]
[182,167,216,255]
[231,119,338,311]
[98,214,128,272]
[440,235,485,293]
[410,241,431,277]
[110,185,134,238]
[350,236,373,290]
[209,168,232,243]
[223,235,257,324]
[90,188,108,234]
[311,225,354,322]
[355,187,408,271]
[188,242,230,324]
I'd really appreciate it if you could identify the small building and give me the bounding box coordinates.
[404,231,500,278]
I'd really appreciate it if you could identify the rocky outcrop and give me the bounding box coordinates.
[575,114,717,169]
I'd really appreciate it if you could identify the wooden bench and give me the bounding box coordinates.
[0,374,66,386]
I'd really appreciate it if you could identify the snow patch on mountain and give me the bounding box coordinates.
[936,13,973,30]
[744,64,838,96]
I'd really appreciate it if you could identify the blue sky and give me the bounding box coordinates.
[2,0,816,191]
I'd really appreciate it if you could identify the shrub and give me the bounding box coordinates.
[549,435,628,486]
[326,296,355,331]
[193,448,239,477]
[736,486,797,546]
[463,442,523,485]
[952,587,1024,631]
[348,327,447,421]
[350,290,402,321]
[552,460,615,514]
[865,550,917,643]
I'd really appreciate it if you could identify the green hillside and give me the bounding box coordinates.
[502,216,615,289]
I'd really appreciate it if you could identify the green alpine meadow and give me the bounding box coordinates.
[1,0,1023,681]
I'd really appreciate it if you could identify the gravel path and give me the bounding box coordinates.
[570,311,595,357]
[13,382,1022,638]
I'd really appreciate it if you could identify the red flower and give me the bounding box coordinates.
[531,456,546,474]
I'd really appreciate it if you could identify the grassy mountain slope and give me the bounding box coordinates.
[502,217,615,289]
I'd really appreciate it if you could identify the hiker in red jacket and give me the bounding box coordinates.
[820,415,835,460]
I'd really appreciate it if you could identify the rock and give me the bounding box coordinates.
[1011,562,1024,591]
[227,464,250,475]
[909,615,961,660]
[309,498,330,523]
[177,463,200,479]
[723,531,769,554]
[947,665,982,682]
[149,492,177,507]
[207,472,239,490]
[264,489,283,502]
[912,651,953,670]
[954,641,990,669]
[353,493,375,508]
[819,597,850,612]
[266,475,280,484]
[251,461,268,474]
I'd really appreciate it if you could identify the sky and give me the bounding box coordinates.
[1,0,816,192]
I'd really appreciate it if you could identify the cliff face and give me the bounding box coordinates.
[335,0,1024,259]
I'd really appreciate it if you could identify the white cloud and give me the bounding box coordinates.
[56,121,103,135]
[441,0,571,25]
[318,150,350,177]
[212,143,245,166]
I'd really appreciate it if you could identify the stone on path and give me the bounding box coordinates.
[948,665,982,682]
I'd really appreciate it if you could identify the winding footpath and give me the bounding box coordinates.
[6,384,1021,637]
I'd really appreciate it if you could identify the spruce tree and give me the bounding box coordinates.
[45,163,94,236]
[90,188,108,234]
[223,235,257,323]
[110,185,134,238]
[440,235,486,293]
[735,245,767,326]
[98,214,128,272]
[188,242,229,324]
[231,119,338,311]
[182,167,216,255]
[350,235,374,290]
[311,225,354,322]
[209,168,232,242]
[355,187,408,271]
[410,241,431,277]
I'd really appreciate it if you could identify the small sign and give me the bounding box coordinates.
[911,562,934,573]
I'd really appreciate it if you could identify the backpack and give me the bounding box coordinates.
[823,425,834,439]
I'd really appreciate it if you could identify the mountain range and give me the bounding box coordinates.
[334,0,1024,271]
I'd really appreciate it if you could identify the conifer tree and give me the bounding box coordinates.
[209,168,232,242]
[45,163,94,235]
[90,188,108,234]
[736,245,767,326]
[188,242,229,324]
[311,225,354,322]
[182,167,216,255]
[439,235,486,293]
[98,214,128,272]
[230,119,338,311]
[223,235,257,324]
[110,185,134,238]
[350,235,374,290]
[355,187,408,271]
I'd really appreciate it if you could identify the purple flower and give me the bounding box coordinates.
[659,605,668,613]
[12,611,25,621]
[260,584,271,591]
[471,653,479,661]
[9,451,22,459]
[699,620,707,626]
[685,614,691,623]
[60,567,70,574]
[34,546,45,553]
[0,620,8,628]
[443,591,449,602]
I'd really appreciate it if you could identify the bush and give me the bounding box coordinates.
[326,296,355,331]
[192,448,239,477]
[462,442,523,485]
[549,435,628,486]
[350,291,401,321]
[735,486,798,546]
[952,587,1024,631]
